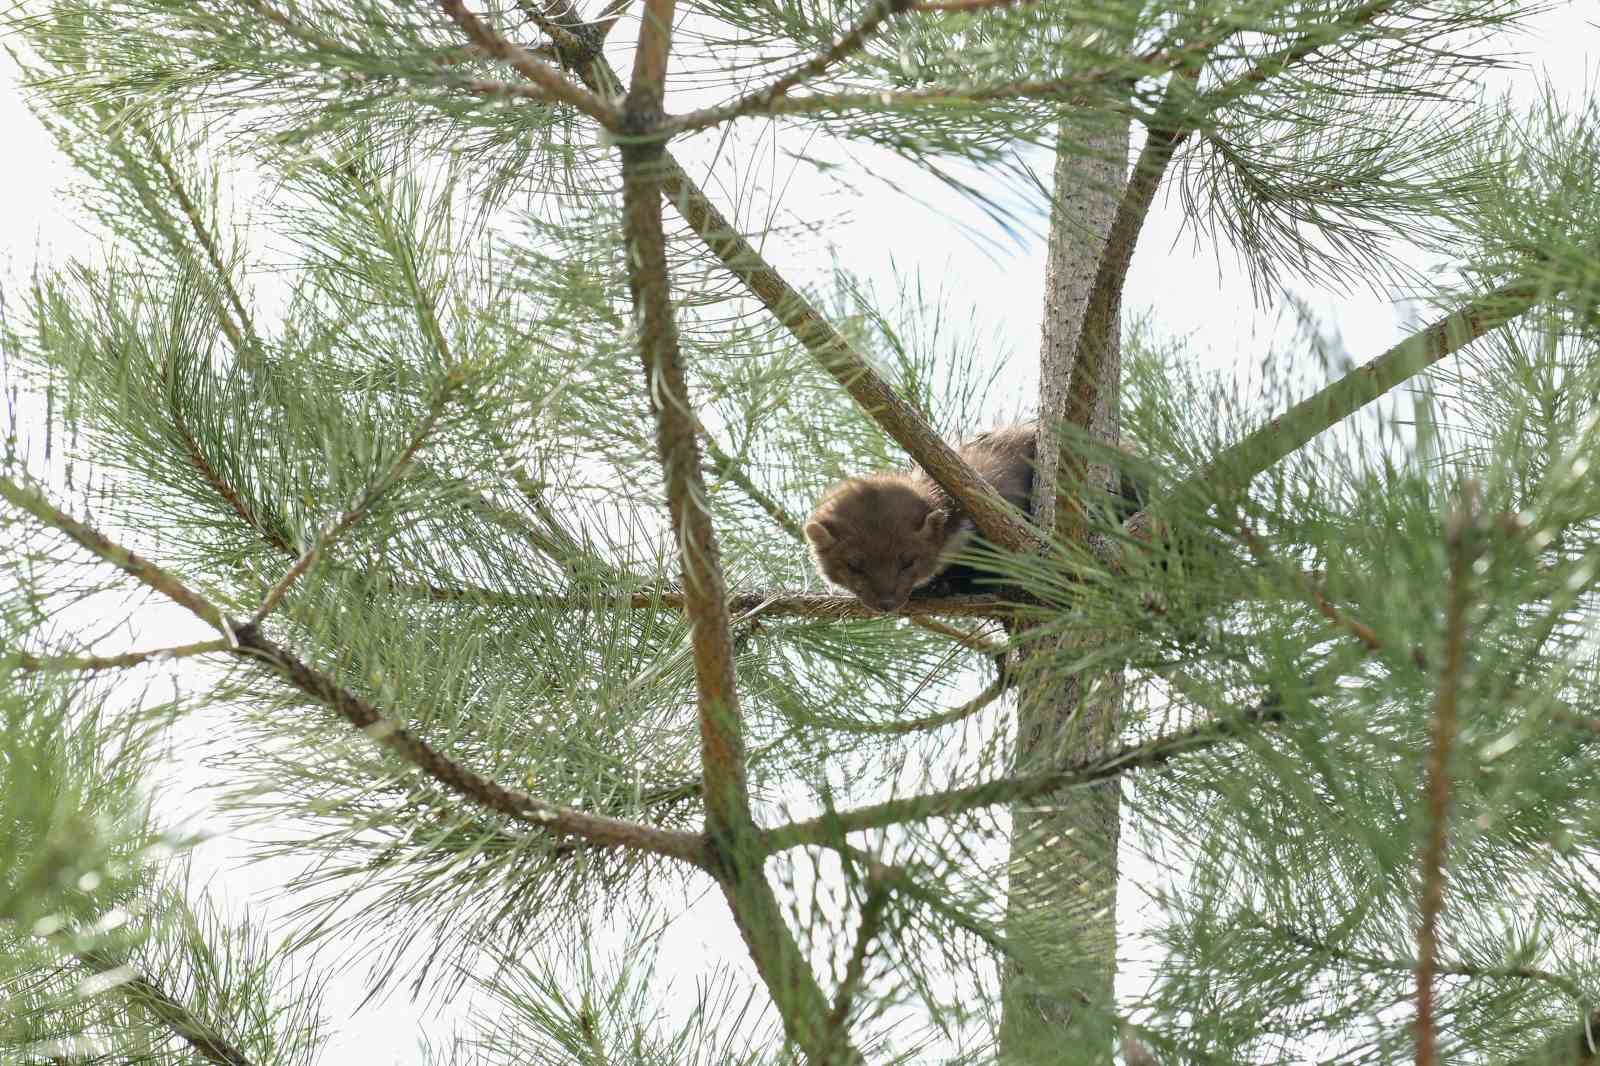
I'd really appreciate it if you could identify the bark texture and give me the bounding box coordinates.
[1000,112,1130,1061]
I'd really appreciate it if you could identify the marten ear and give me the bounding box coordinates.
[918,508,946,540]
[805,519,836,549]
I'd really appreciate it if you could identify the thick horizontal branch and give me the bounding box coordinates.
[1173,279,1547,503]
[0,474,705,864]
[761,701,1277,852]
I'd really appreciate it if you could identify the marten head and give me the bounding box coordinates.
[804,474,956,612]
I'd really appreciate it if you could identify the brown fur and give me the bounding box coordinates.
[805,425,1037,612]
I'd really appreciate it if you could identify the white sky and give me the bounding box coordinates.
[3,3,1598,1062]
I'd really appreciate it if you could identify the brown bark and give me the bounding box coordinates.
[616,9,848,1059]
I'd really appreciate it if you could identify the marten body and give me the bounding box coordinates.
[804,425,1036,612]
[805,423,1147,612]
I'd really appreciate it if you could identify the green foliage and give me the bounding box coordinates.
[3,0,1600,1062]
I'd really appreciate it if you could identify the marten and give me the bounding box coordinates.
[805,424,1146,612]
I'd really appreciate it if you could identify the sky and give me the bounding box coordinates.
[3,2,1599,1062]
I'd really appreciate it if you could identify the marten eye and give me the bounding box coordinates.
[844,562,864,576]
[898,558,915,573]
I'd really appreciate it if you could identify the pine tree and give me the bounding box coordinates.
[3,0,1599,1063]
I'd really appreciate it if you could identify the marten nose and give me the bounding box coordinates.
[873,595,901,612]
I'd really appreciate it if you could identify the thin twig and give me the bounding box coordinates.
[1258,919,1586,1004]
[1235,524,1387,655]
[251,386,456,625]
[762,698,1281,853]
[911,0,1032,10]
[825,676,1005,735]
[134,120,263,365]
[702,430,805,541]
[76,951,254,1066]
[7,640,231,674]
[828,877,891,1035]
[909,616,1007,656]
[437,0,620,125]
[0,473,706,862]
[1415,487,1481,1066]
[665,0,915,133]
[659,61,1151,134]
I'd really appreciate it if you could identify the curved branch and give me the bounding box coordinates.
[0,473,705,863]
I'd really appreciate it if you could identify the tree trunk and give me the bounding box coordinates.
[999,113,1130,1062]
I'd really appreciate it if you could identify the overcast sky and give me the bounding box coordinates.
[3,4,1597,1062]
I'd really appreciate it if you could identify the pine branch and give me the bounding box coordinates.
[659,0,915,133]
[1194,0,1398,115]
[827,876,890,1036]
[1064,1,1402,536]
[1171,279,1548,504]
[1415,488,1482,1066]
[161,357,292,554]
[617,8,846,1058]
[906,617,1007,655]
[134,120,263,365]
[1257,919,1586,1003]
[0,473,706,862]
[656,153,1038,555]
[824,675,1005,735]
[436,0,620,125]
[761,699,1281,853]
[131,123,630,604]
[76,951,255,1066]
[1235,524,1394,659]
[660,67,1143,130]
[251,382,458,625]
[1504,1009,1600,1066]
[702,430,805,541]
[445,0,1033,557]
[6,640,231,674]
